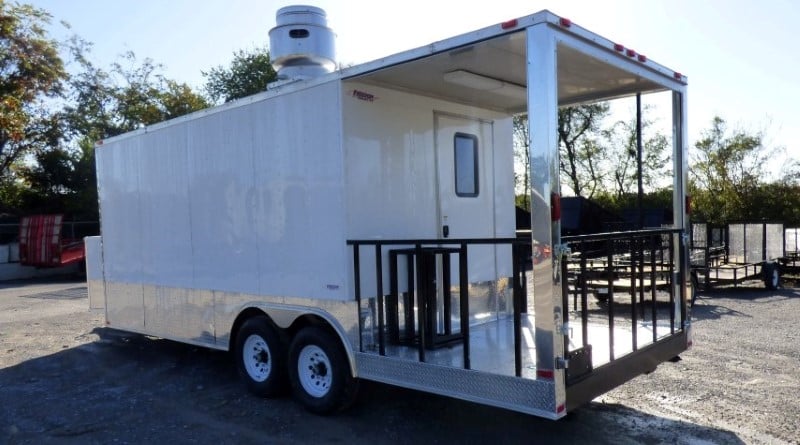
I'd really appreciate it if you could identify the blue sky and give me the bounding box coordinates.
[32,0,799,172]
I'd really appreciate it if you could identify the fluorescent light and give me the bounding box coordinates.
[443,70,526,98]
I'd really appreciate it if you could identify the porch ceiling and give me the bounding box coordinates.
[349,29,666,113]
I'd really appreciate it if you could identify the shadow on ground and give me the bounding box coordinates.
[1,328,745,444]
[690,286,799,322]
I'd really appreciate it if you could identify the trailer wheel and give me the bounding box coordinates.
[763,262,780,290]
[288,326,358,414]
[235,316,287,397]
[690,270,699,307]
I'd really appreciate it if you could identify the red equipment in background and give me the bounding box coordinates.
[18,214,85,267]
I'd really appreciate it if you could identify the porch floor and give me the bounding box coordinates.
[371,310,678,378]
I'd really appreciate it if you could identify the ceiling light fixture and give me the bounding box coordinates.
[443,70,526,98]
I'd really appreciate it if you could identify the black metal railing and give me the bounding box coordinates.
[349,228,689,383]
[347,237,529,376]
[562,228,687,383]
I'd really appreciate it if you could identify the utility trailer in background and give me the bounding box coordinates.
[690,222,783,290]
[86,6,691,419]
[782,227,800,273]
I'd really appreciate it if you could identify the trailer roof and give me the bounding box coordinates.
[340,10,686,112]
[99,10,687,145]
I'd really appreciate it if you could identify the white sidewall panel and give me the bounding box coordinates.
[97,80,350,337]
[187,106,260,293]
[85,235,105,310]
[251,82,348,300]
[98,138,144,284]
[138,128,194,287]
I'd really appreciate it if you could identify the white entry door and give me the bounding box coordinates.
[434,113,497,282]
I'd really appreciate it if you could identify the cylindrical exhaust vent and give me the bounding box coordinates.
[269,5,336,81]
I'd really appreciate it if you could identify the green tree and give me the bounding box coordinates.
[515,103,669,201]
[603,106,670,199]
[750,180,800,226]
[689,116,779,224]
[514,104,610,204]
[513,115,531,210]
[64,47,209,141]
[11,42,209,219]
[558,103,610,198]
[203,46,277,104]
[0,1,66,177]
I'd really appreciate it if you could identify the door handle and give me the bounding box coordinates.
[442,225,449,238]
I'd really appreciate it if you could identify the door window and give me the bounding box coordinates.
[454,133,479,197]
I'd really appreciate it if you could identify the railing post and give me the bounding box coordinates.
[512,243,522,377]
[353,243,363,353]
[415,243,426,363]
[669,233,676,334]
[650,233,658,343]
[375,244,385,356]
[580,243,588,348]
[388,251,399,344]
[459,242,470,370]
[678,231,688,332]
[630,235,638,352]
[606,238,615,362]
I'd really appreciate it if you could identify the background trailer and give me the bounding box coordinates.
[87,6,691,418]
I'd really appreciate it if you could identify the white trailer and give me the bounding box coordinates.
[86,6,691,418]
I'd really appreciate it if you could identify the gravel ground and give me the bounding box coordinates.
[0,277,798,444]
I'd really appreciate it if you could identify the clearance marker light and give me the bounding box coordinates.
[559,17,572,27]
[613,43,624,52]
[626,49,636,57]
[638,54,647,62]
[551,193,561,221]
[501,19,518,29]
[537,369,555,379]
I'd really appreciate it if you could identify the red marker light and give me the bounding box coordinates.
[613,43,624,52]
[637,54,647,62]
[501,19,518,29]
[551,193,561,221]
[626,49,636,57]
[674,71,683,79]
[559,17,572,27]
[537,369,555,379]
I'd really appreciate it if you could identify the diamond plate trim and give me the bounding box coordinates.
[356,353,558,418]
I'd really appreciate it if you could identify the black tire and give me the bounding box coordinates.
[234,316,287,397]
[690,270,699,307]
[763,262,780,290]
[288,326,359,415]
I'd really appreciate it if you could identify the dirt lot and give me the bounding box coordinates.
[1,277,798,444]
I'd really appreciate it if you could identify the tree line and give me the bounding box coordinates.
[3,2,799,227]
[0,2,275,220]
[514,104,800,227]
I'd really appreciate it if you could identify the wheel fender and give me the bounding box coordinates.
[236,303,359,378]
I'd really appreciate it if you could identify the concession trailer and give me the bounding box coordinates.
[86,5,692,418]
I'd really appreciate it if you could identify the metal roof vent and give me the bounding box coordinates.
[269,5,336,81]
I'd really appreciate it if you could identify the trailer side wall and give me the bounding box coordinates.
[96,81,351,346]
[341,81,515,298]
